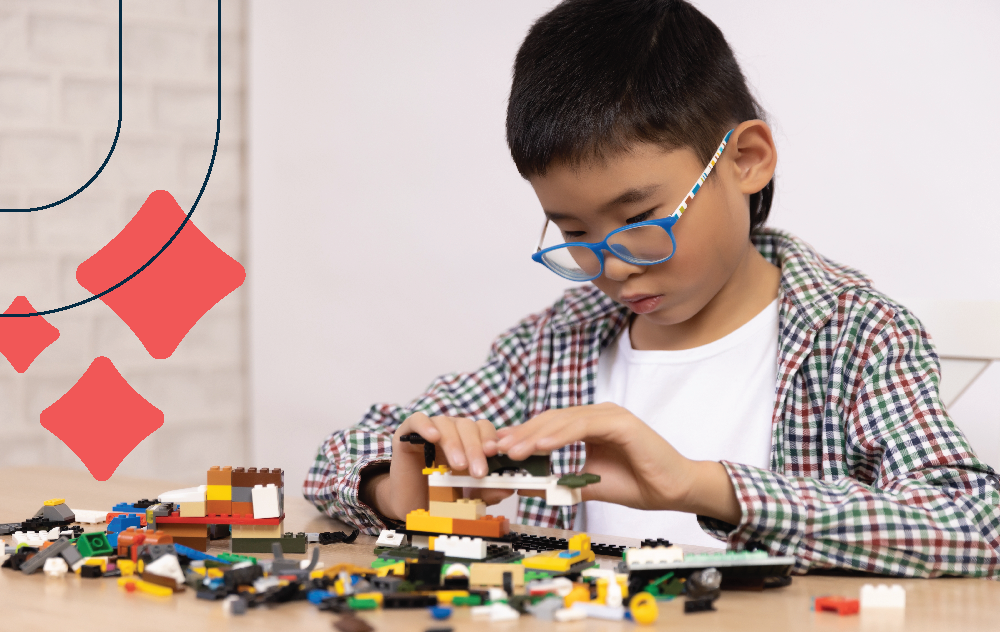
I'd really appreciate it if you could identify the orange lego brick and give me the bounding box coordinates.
[232,501,253,515]
[206,500,232,515]
[452,515,509,538]
[406,509,453,534]
[428,486,462,502]
[207,465,233,485]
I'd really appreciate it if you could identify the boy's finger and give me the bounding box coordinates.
[495,409,564,453]
[398,412,441,445]
[431,416,468,470]
[455,418,488,477]
[477,419,499,455]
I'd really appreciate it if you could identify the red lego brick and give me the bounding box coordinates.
[815,596,860,616]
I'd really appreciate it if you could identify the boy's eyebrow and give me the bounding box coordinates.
[543,184,661,221]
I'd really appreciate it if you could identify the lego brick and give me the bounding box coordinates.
[207,466,233,486]
[251,484,281,519]
[155,512,282,525]
[76,532,113,557]
[107,513,142,534]
[231,521,284,539]
[376,529,405,548]
[232,486,253,503]
[206,484,232,501]
[431,536,487,560]
[521,549,594,572]
[258,468,284,487]
[157,523,209,538]
[20,537,72,575]
[232,501,253,515]
[230,533,306,554]
[625,545,683,567]
[469,563,524,587]
[452,515,509,538]
[406,510,453,534]
[231,467,251,487]
[429,499,485,520]
[179,501,207,518]
[206,500,232,515]
[172,536,207,552]
[158,485,207,503]
[428,486,462,502]
[860,584,906,609]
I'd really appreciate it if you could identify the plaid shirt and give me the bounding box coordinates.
[304,229,1000,577]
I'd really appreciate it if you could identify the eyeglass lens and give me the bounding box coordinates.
[540,223,674,280]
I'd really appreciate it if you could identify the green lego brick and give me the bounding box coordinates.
[217,552,257,565]
[230,533,306,554]
[452,595,483,606]
[371,557,400,569]
[76,532,113,557]
[348,598,379,610]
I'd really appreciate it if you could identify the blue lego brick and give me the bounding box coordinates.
[173,543,226,563]
[112,502,148,514]
[106,532,119,549]
[107,513,141,534]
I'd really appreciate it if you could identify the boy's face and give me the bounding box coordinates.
[528,141,756,329]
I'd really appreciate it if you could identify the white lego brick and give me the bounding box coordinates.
[43,557,69,577]
[471,602,520,621]
[432,535,487,560]
[251,484,280,519]
[625,545,684,567]
[376,529,405,548]
[12,532,46,547]
[554,607,587,622]
[45,527,61,541]
[571,602,625,620]
[144,554,185,585]
[159,485,208,503]
[68,508,108,524]
[427,472,584,506]
[860,584,906,609]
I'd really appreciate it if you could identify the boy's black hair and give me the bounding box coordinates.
[507,0,774,232]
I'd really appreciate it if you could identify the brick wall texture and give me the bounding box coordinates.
[0,0,247,484]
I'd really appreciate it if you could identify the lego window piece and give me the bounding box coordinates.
[251,484,280,519]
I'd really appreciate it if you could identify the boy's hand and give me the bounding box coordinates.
[494,402,742,524]
[366,412,512,521]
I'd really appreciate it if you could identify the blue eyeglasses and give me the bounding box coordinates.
[531,129,734,282]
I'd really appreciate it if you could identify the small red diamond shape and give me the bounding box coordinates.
[0,296,60,373]
[40,356,163,481]
[76,190,246,359]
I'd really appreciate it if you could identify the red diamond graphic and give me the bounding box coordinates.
[0,296,60,373]
[40,356,163,481]
[76,190,246,359]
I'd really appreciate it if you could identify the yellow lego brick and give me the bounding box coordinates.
[428,499,486,520]
[44,498,66,506]
[376,562,405,577]
[521,549,595,572]
[568,533,591,552]
[596,575,629,603]
[422,465,451,475]
[406,509,453,534]
[434,590,470,605]
[206,484,232,501]
[354,592,384,606]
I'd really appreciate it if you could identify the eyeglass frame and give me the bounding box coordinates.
[531,128,735,282]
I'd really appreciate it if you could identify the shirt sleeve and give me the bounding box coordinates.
[302,315,538,534]
[698,303,1000,577]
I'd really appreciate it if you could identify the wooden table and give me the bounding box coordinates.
[1,467,997,631]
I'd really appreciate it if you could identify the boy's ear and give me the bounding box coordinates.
[728,120,777,195]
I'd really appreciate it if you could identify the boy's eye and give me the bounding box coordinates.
[625,209,655,225]
[562,230,586,240]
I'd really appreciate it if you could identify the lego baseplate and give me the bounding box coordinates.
[621,550,796,583]
[500,531,629,558]
[378,545,523,565]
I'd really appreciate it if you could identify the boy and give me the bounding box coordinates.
[304,0,1000,576]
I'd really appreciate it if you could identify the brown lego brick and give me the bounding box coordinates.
[232,502,253,515]
[157,523,209,538]
[206,500,232,515]
[452,515,509,538]
[258,467,284,487]
[231,467,251,487]
[207,466,233,486]
[172,536,208,552]
[428,486,462,502]
[141,572,185,592]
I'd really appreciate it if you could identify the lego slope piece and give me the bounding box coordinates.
[158,485,207,503]
[251,484,280,519]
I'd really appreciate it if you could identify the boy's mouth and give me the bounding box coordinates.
[620,293,662,314]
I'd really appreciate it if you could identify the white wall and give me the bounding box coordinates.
[249,1,1000,493]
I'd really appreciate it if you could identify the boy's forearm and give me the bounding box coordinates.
[360,470,392,519]
[680,460,742,525]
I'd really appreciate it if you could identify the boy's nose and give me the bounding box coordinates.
[601,252,644,282]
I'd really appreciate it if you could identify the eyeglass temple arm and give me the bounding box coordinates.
[671,128,735,219]
[535,218,550,252]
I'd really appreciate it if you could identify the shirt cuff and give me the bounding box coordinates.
[354,459,402,532]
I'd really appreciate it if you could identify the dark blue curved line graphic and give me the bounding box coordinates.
[2,0,222,318]
[0,0,122,213]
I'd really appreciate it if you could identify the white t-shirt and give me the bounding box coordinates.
[574,299,779,548]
